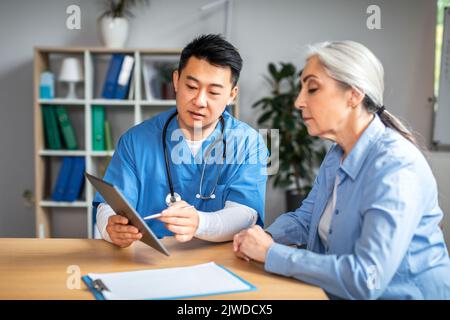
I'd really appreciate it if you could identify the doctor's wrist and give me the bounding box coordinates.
[194,210,207,236]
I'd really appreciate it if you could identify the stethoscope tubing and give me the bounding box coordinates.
[162,110,226,204]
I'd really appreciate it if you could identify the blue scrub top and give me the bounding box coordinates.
[93,107,268,238]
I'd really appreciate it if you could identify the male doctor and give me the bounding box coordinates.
[94,34,268,248]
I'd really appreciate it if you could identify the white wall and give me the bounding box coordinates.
[0,0,441,237]
[429,152,450,247]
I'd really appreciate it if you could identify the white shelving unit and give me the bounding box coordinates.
[34,47,239,239]
[34,47,181,239]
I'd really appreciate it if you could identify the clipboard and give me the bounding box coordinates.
[85,172,170,256]
[82,276,108,300]
[82,262,257,300]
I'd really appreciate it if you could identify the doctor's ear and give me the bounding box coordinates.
[228,86,238,104]
[173,70,179,92]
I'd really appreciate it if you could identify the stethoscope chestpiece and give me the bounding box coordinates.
[166,192,181,206]
[196,193,216,200]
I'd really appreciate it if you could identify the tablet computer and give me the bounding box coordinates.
[85,172,170,256]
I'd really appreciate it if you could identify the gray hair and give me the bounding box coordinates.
[306,41,418,148]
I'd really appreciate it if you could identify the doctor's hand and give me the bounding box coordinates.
[233,225,274,263]
[106,215,143,248]
[158,201,199,243]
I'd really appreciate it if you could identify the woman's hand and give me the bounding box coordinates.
[158,201,199,242]
[233,225,274,263]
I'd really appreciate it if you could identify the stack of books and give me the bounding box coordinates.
[42,105,77,150]
[92,106,113,151]
[51,156,85,202]
[102,54,135,100]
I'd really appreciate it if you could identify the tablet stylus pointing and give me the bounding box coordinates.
[142,205,194,220]
[143,213,162,220]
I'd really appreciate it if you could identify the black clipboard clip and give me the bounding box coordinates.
[92,279,110,292]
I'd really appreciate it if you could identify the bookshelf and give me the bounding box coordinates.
[33,47,239,239]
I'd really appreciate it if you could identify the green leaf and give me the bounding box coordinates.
[252,97,270,109]
[268,63,278,81]
[257,110,274,125]
[280,63,296,78]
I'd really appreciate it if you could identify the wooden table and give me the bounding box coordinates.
[0,238,327,300]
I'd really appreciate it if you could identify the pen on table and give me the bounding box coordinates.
[142,205,194,220]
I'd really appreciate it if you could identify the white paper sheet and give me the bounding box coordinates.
[87,262,254,300]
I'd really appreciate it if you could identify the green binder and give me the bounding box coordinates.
[55,106,78,150]
[104,120,113,151]
[92,105,105,151]
[42,105,62,150]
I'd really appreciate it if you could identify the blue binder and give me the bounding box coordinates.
[51,157,73,201]
[64,157,85,201]
[114,55,134,99]
[102,54,125,99]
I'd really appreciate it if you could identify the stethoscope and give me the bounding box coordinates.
[162,111,226,206]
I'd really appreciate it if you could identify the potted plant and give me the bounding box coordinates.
[98,0,149,48]
[252,62,327,211]
[158,62,177,100]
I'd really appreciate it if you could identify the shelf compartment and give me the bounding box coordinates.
[90,150,115,157]
[40,200,88,208]
[38,98,85,105]
[90,99,135,106]
[39,150,87,156]
[140,99,176,106]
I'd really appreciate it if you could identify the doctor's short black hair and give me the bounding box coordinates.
[178,34,243,87]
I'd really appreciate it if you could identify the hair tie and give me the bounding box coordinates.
[376,105,386,115]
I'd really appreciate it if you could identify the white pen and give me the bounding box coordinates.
[143,213,162,220]
[142,205,194,220]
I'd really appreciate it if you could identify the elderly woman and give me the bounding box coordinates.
[234,41,450,299]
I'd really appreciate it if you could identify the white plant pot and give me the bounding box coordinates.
[99,16,129,48]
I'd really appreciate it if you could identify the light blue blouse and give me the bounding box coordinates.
[265,115,450,299]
